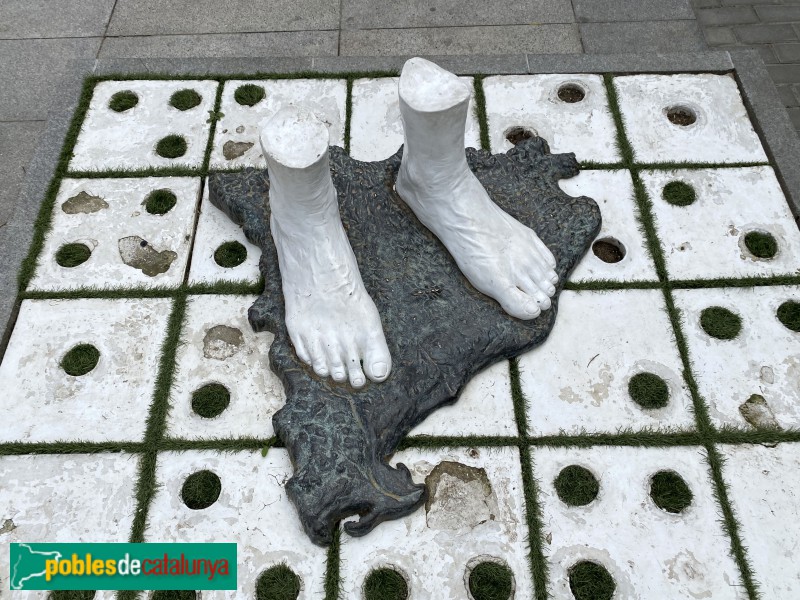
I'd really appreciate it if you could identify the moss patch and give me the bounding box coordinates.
[662,181,696,207]
[553,465,599,506]
[169,89,202,111]
[55,243,91,268]
[256,564,301,600]
[744,231,778,259]
[363,567,408,600]
[156,135,188,159]
[109,91,138,112]
[191,383,231,418]
[214,241,247,268]
[628,372,669,409]
[152,592,196,600]
[235,84,266,107]
[777,300,800,332]
[61,343,100,376]
[49,592,96,600]
[144,189,178,215]
[650,470,693,513]
[568,561,615,600]
[700,306,742,340]
[181,470,221,510]
[468,561,514,600]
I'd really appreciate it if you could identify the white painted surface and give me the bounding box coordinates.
[533,446,746,599]
[719,443,800,600]
[339,447,533,599]
[167,295,285,440]
[0,453,138,598]
[559,169,658,282]
[70,80,218,171]
[29,177,200,291]
[349,76,481,161]
[188,180,262,285]
[0,298,171,443]
[145,450,327,599]
[519,290,695,435]
[483,74,620,162]
[643,167,800,280]
[209,79,347,169]
[614,74,767,164]
[674,286,800,429]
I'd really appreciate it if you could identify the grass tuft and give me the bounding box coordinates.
[60,343,100,376]
[650,470,693,513]
[155,135,188,159]
[235,83,266,107]
[568,561,615,600]
[553,465,599,506]
[363,567,409,600]
[700,306,742,340]
[468,561,514,600]
[191,383,231,418]
[472,76,491,152]
[662,181,696,207]
[744,231,778,259]
[169,89,202,111]
[628,372,669,409]
[144,189,178,215]
[257,564,301,600]
[214,241,247,268]
[49,591,96,600]
[152,592,197,600]
[109,90,138,112]
[55,243,92,268]
[777,300,800,332]
[181,469,222,510]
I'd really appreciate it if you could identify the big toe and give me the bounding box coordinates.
[499,287,542,320]
[363,334,392,382]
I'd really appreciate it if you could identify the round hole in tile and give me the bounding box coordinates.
[144,189,178,215]
[55,242,92,268]
[591,237,625,263]
[169,89,202,111]
[662,180,696,207]
[649,469,693,514]
[777,300,800,333]
[363,567,409,600]
[235,84,266,107]
[109,90,138,112]
[151,592,199,600]
[191,383,231,419]
[256,564,301,600]
[700,306,742,340]
[568,561,615,600]
[665,105,697,126]
[468,560,514,600]
[628,372,669,410]
[743,230,778,260]
[504,126,535,146]
[557,83,586,103]
[61,343,100,377]
[554,465,599,507]
[214,241,247,268]
[181,470,221,510]
[156,135,188,159]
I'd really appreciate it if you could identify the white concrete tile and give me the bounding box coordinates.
[483,74,620,162]
[70,80,218,171]
[187,181,261,285]
[145,449,327,599]
[0,297,172,442]
[559,169,657,282]
[533,446,745,599]
[0,453,139,598]
[719,443,800,600]
[209,79,347,169]
[166,294,285,440]
[674,286,800,429]
[339,446,533,599]
[519,290,695,436]
[614,74,767,164]
[349,76,481,161]
[29,177,201,291]
[643,167,800,280]
[408,360,517,437]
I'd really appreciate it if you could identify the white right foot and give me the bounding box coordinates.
[261,107,392,387]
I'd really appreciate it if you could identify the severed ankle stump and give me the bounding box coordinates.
[208,137,601,546]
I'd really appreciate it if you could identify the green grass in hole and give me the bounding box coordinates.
[49,592,96,600]
[468,561,514,600]
[553,465,599,506]
[628,372,669,409]
[55,243,91,268]
[744,231,778,259]
[568,561,615,600]
[777,300,800,332]
[662,181,696,207]
[256,564,301,600]
[109,91,138,112]
[144,189,177,215]
[363,568,408,600]
[61,344,100,376]
[152,592,196,600]
[214,241,247,268]
[191,383,231,418]
[650,470,693,513]
[156,135,188,159]
[700,306,742,340]
[169,89,202,111]
[235,84,266,107]
[181,470,221,510]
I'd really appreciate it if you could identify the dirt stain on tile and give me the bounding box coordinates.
[424,461,498,531]
[62,191,108,214]
[203,325,244,360]
[223,140,254,160]
[118,236,177,277]
[739,394,781,430]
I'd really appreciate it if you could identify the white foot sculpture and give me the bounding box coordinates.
[260,106,392,387]
[395,58,559,320]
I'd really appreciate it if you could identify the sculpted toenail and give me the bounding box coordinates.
[353,377,365,387]
[372,362,388,378]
